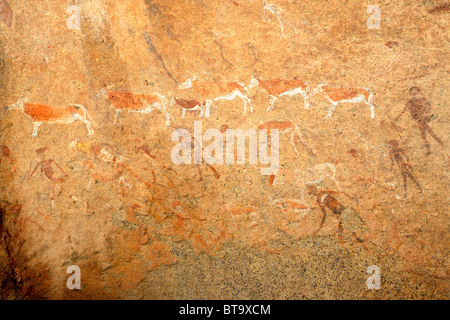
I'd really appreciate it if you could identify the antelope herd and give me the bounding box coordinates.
[0,74,393,246]
[3,74,440,247]
[4,76,377,136]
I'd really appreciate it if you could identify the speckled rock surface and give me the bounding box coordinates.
[0,0,448,299]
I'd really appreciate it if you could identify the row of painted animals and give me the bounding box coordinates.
[4,80,443,162]
[177,76,376,119]
[4,77,376,137]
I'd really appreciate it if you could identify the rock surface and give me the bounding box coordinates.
[0,0,448,299]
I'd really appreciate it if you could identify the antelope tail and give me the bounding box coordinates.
[155,93,169,108]
[361,88,373,103]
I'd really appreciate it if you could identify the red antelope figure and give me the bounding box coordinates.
[312,82,375,119]
[171,97,204,119]
[6,97,94,137]
[98,87,171,126]
[178,76,253,116]
[247,75,310,110]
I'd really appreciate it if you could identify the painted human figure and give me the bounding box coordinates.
[307,185,365,243]
[134,140,157,184]
[28,147,68,214]
[396,86,444,155]
[388,140,422,199]
[74,140,155,194]
[0,145,17,172]
[307,185,345,235]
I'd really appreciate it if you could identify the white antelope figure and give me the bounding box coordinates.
[6,97,95,137]
[246,75,310,110]
[312,82,376,119]
[263,0,297,38]
[178,76,253,116]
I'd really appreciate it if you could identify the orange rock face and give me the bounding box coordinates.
[0,0,448,300]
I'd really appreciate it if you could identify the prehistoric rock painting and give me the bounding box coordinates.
[395,87,444,155]
[171,97,205,119]
[6,98,94,136]
[0,145,17,172]
[312,83,376,119]
[0,0,448,300]
[27,147,66,214]
[98,87,171,127]
[74,140,154,192]
[248,76,310,110]
[257,120,315,156]
[262,0,297,38]
[296,163,342,198]
[428,3,450,14]
[178,77,253,116]
[380,43,430,85]
[388,140,423,199]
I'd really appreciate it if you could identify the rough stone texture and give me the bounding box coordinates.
[0,0,448,299]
